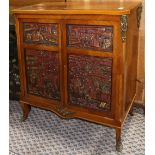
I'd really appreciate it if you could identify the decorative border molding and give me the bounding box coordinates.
[136,5,143,29]
[56,106,75,117]
[120,15,128,42]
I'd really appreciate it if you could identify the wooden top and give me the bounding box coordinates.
[10,0,64,11]
[12,0,142,15]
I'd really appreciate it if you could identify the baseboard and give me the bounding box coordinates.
[133,101,145,114]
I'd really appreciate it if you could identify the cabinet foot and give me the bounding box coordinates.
[116,140,123,152]
[20,102,31,121]
[115,128,123,152]
[20,114,27,122]
[129,106,134,116]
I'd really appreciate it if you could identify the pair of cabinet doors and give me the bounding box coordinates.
[18,18,117,119]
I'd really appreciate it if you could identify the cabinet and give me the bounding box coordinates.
[12,1,142,151]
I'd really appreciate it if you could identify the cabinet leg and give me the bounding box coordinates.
[115,128,123,152]
[20,102,31,122]
[129,105,134,116]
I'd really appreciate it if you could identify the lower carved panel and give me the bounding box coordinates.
[68,54,112,112]
[25,49,61,100]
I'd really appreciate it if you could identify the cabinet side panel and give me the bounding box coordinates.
[125,9,139,110]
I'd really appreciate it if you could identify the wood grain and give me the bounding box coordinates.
[14,1,142,150]
[11,1,141,15]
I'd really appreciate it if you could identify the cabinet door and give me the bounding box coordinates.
[24,49,61,101]
[68,54,112,112]
[65,22,115,117]
[19,20,62,104]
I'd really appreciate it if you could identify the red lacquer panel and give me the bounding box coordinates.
[23,23,58,46]
[67,24,113,52]
[25,49,61,100]
[68,54,112,112]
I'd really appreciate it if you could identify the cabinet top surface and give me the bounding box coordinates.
[12,0,142,15]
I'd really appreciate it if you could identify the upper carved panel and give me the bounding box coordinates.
[67,24,113,52]
[23,23,58,46]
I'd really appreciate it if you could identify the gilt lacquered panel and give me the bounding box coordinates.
[25,49,60,100]
[67,24,113,52]
[23,23,58,46]
[68,54,112,112]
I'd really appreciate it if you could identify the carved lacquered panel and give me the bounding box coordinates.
[23,23,58,45]
[67,25,113,52]
[25,49,60,100]
[68,55,112,112]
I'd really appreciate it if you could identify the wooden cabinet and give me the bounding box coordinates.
[12,1,142,151]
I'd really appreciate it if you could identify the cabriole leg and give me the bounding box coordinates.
[20,102,31,122]
[115,128,123,152]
